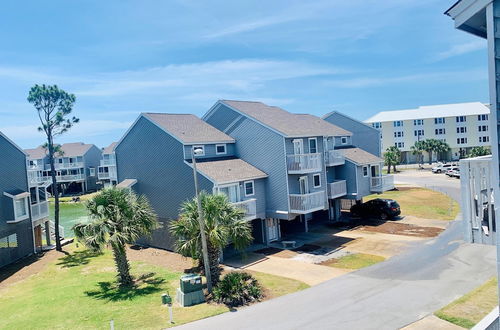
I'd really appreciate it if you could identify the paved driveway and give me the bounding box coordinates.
[176,170,496,330]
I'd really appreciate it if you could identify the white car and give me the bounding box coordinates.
[445,167,459,177]
[432,163,454,173]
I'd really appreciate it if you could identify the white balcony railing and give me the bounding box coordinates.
[57,174,85,182]
[287,153,322,174]
[370,175,394,193]
[46,162,84,170]
[29,173,85,185]
[289,191,326,214]
[100,159,116,167]
[325,150,345,166]
[31,201,49,222]
[328,180,347,199]
[98,165,117,180]
[232,199,257,221]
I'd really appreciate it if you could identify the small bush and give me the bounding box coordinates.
[213,272,262,307]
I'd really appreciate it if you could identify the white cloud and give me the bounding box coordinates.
[435,40,487,61]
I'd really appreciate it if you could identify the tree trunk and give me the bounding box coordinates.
[393,164,397,173]
[387,163,391,174]
[47,135,62,252]
[428,151,432,165]
[112,245,133,287]
[199,244,221,287]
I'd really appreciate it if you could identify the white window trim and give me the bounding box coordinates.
[89,167,96,176]
[341,137,348,145]
[193,145,205,156]
[4,193,30,223]
[313,174,321,188]
[362,166,369,177]
[244,180,255,197]
[215,144,227,155]
[308,138,318,154]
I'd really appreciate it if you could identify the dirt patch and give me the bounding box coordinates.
[357,222,443,238]
[126,245,195,273]
[254,247,297,259]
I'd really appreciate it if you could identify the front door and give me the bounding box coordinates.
[299,176,309,194]
[371,165,379,177]
[293,139,304,155]
[267,218,280,242]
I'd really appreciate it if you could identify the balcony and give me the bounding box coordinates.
[328,180,347,199]
[287,153,322,174]
[289,191,326,214]
[232,199,257,221]
[100,159,116,166]
[370,175,394,193]
[325,150,345,166]
[31,201,49,222]
[98,165,117,180]
[47,162,84,170]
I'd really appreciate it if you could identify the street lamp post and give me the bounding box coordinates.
[191,147,213,293]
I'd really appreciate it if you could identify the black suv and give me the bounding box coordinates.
[350,198,401,220]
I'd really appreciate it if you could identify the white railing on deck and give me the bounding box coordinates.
[325,150,345,166]
[232,199,257,221]
[100,159,116,166]
[287,153,322,173]
[289,191,325,214]
[47,162,84,170]
[328,180,347,199]
[98,165,117,180]
[370,175,394,192]
[31,201,49,222]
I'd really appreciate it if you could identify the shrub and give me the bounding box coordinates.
[213,272,262,307]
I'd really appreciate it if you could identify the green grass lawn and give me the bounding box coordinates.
[321,253,385,270]
[435,277,498,329]
[364,187,459,220]
[0,244,308,330]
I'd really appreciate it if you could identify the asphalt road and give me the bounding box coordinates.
[177,171,497,330]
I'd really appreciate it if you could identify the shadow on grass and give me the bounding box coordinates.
[57,250,103,268]
[85,272,165,301]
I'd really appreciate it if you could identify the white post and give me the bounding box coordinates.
[168,304,173,324]
[110,320,114,330]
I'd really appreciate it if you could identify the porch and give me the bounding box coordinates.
[328,180,347,199]
[289,191,326,214]
[232,198,257,221]
[287,153,322,174]
[325,150,345,167]
[370,175,394,193]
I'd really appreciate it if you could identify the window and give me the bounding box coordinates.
[434,117,446,124]
[394,131,404,138]
[362,166,368,177]
[192,145,205,156]
[341,137,348,145]
[456,116,466,122]
[89,167,95,176]
[457,137,468,144]
[413,119,424,126]
[0,234,18,249]
[395,142,404,148]
[479,136,490,143]
[456,127,467,134]
[478,114,489,121]
[478,125,488,132]
[216,144,226,155]
[313,174,321,188]
[414,129,424,137]
[435,128,445,135]
[393,121,403,127]
[372,122,381,129]
[308,138,318,153]
[14,198,28,220]
[244,181,254,196]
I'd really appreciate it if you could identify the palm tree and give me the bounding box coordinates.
[423,139,439,165]
[170,193,253,286]
[410,141,426,167]
[73,188,158,287]
[384,146,401,174]
[468,146,491,158]
[434,140,451,162]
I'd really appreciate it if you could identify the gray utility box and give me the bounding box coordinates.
[176,274,205,307]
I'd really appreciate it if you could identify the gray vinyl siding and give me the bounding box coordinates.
[284,136,325,154]
[183,143,236,160]
[237,178,266,219]
[116,116,213,250]
[355,164,372,199]
[336,161,359,200]
[324,112,381,156]
[0,135,33,268]
[334,136,353,147]
[205,104,288,219]
[83,145,102,192]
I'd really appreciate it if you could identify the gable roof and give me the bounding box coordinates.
[219,100,352,137]
[0,131,27,156]
[194,158,267,185]
[323,111,379,133]
[102,142,117,154]
[25,142,96,159]
[365,102,489,123]
[25,146,47,159]
[143,113,234,144]
[340,147,382,165]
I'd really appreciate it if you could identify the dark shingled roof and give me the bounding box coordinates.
[195,158,267,184]
[143,113,234,144]
[340,147,382,165]
[221,100,352,137]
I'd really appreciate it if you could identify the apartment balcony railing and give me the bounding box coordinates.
[100,159,116,166]
[31,201,49,222]
[289,191,325,214]
[98,165,117,180]
[232,198,257,221]
[325,150,345,166]
[28,164,44,171]
[287,153,322,174]
[328,180,347,199]
[30,173,85,185]
[370,175,394,193]
[46,162,85,170]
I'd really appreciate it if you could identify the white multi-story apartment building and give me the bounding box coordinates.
[365,102,491,163]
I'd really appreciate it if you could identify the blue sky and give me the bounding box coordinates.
[0,0,489,148]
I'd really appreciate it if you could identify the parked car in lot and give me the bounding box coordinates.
[432,163,455,173]
[445,167,459,177]
[350,198,401,220]
[449,168,460,178]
